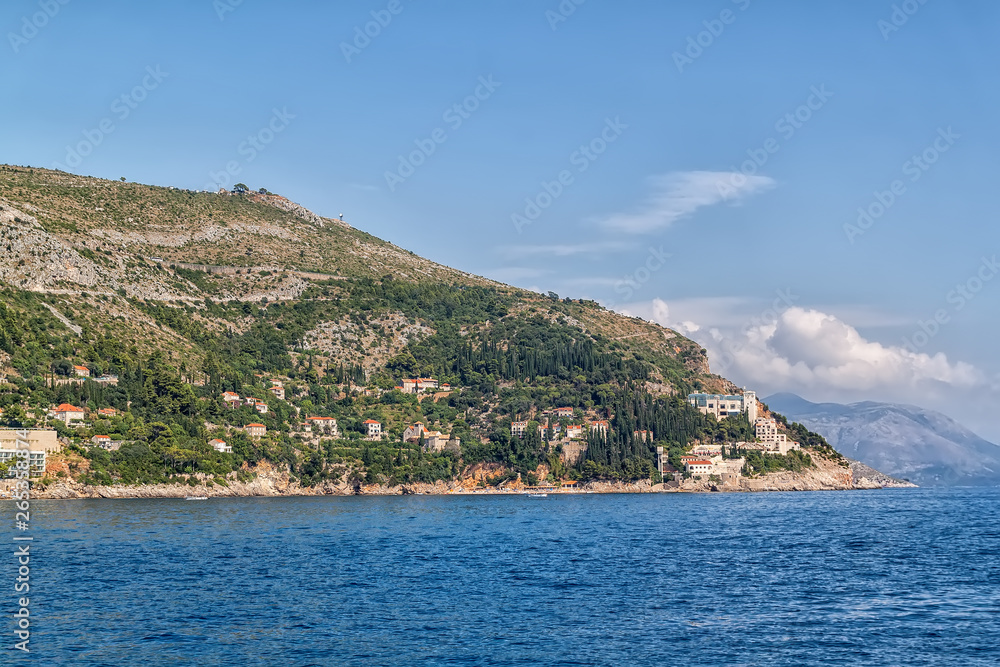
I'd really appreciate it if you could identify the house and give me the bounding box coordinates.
[222,391,241,407]
[49,403,85,425]
[688,391,758,422]
[560,480,579,489]
[542,423,562,438]
[399,378,440,394]
[306,416,338,436]
[73,365,90,377]
[553,407,575,418]
[209,438,232,453]
[245,423,267,438]
[566,424,583,439]
[685,459,714,475]
[403,422,429,442]
[363,419,382,441]
[253,399,269,414]
[634,429,651,442]
[423,431,460,454]
[97,408,118,418]
[0,429,60,477]
[269,381,285,400]
[510,421,528,438]
[91,435,111,446]
[589,420,609,436]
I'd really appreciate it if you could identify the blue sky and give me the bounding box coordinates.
[3,0,999,439]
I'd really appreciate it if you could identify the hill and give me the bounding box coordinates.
[0,165,877,494]
[764,393,1000,487]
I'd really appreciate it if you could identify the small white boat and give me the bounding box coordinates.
[185,496,208,501]
[526,493,548,498]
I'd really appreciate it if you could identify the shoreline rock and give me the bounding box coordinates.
[22,455,916,500]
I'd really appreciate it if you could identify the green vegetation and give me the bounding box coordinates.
[0,166,839,490]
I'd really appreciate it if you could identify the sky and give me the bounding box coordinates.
[2,0,999,440]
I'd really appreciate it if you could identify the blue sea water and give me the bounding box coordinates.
[3,488,999,666]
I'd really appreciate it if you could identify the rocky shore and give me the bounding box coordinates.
[17,455,915,500]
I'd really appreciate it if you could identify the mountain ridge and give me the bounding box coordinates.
[764,392,1000,487]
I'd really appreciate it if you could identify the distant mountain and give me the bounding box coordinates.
[765,393,1000,487]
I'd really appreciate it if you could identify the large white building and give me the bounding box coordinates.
[754,418,800,455]
[688,391,757,423]
[0,429,60,477]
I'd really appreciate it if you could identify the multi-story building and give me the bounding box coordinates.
[306,417,339,436]
[754,418,799,454]
[209,438,232,453]
[245,423,267,438]
[0,429,60,477]
[589,420,609,436]
[363,420,382,441]
[49,403,85,425]
[510,421,528,438]
[73,365,90,377]
[687,390,758,422]
[553,407,575,419]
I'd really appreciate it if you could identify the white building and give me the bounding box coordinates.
[306,417,338,436]
[685,459,714,475]
[0,429,60,477]
[688,390,758,423]
[754,418,800,455]
[49,403,85,425]
[209,438,232,453]
[364,420,382,441]
[510,421,528,438]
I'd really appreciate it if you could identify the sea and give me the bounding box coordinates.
[3,487,998,666]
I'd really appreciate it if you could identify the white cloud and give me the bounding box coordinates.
[634,300,987,399]
[598,171,776,234]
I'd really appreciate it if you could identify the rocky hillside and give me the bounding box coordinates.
[0,165,899,493]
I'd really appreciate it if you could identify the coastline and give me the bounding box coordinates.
[9,455,916,500]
